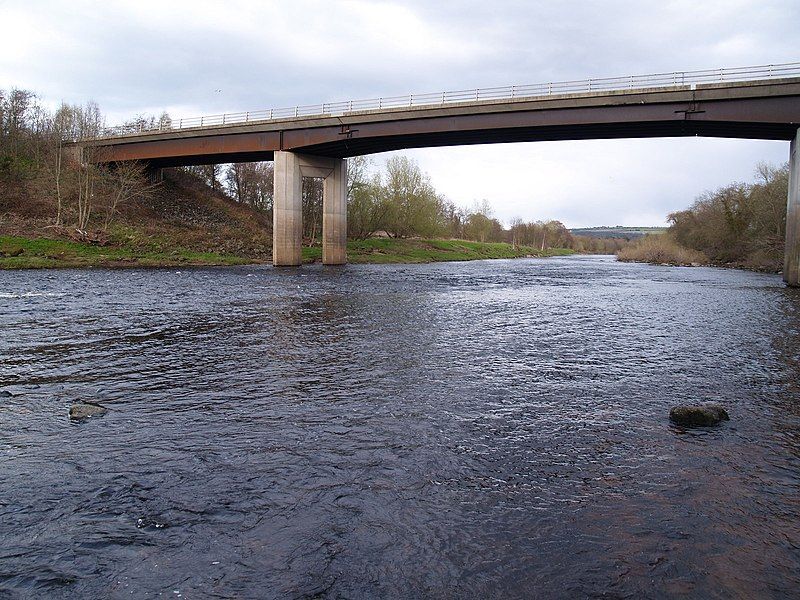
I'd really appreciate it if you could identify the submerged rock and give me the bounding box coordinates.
[69,401,108,421]
[670,404,729,427]
[0,390,13,398]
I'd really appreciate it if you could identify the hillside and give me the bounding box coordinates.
[569,226,666,240]
[1,168,273,267]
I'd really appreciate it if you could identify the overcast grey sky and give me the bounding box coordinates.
[2,0,797,226]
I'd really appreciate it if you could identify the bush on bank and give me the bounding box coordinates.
[617,163,789,273]
[667,163,789,271]
[617,233,707,266]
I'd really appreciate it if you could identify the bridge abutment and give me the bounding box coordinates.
[786,129,800,287]
[272,151,348,267]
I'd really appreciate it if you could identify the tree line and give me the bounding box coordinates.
[1,86,626,254]
[668,163,789,268]
[201,154,626,253]
[618,163,789,270]
[0,88,156,236]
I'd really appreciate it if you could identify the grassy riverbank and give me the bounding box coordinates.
[303,238,574,264]
[0,235,575,269]
[0,236,252,269]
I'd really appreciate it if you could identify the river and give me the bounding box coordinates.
[1,255,799,599]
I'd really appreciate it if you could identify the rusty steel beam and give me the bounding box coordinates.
[98,131,281,162]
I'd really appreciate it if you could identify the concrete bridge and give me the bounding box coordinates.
[74,64,800,285]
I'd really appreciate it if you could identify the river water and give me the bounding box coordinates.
[1,255,799,599]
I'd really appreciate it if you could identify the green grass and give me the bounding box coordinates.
[0,236,251,269]
[302,238,574,264]
[1,235,574,270]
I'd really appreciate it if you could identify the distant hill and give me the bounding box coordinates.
[569,226,666,240]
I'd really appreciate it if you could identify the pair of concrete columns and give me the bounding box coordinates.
[273,151,347,266]
[785,129,800,287]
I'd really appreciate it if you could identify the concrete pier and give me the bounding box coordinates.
[61,145,84,166]
[272,151,347,267]
[323,159,347,265]
[273,151,303,266]
[786,129,800,287]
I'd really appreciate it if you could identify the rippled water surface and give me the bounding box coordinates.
[1,256,800,599]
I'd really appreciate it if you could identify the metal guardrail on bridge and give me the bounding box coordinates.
[95,62,800,140]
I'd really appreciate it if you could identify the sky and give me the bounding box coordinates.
[1,0,797,227]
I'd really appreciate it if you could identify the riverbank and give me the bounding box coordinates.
[0,235,253,269]
[616,232,782,273]
[0,235,575,269]
[616,233,706,267]
[304,238,574,264]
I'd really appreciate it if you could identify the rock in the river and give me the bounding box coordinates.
[136,517,168,530]
[69,401,108,420]
[0,390,13,398]
[669,404,729,427]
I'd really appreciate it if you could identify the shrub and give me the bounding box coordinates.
[617,233,707,266]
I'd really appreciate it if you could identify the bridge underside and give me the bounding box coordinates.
[139,120,797,168]
[298,120,797,159]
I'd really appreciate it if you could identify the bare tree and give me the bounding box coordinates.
[100,161,159,230]
[509,217,523,248]
[302,177,323,244]
[225,161,274,215]
[348,172,390,239]
[225,162,259,205]
[73,102,104,234]
[253,162,274,213]
[49,103,77,226]
[347,155,370,199]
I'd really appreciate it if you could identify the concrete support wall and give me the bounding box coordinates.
[273,151,303,266]
[146,164,164,184]
[61,145,83,166]
[786,129,800,287]
[323,159,348,265]
[272,151,348,267]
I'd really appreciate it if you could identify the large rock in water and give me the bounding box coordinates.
[69,401,108,420]
[670,404,729,427]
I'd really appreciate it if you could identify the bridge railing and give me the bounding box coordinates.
[94,62,800,140]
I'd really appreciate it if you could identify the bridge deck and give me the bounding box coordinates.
[81,76,800,167]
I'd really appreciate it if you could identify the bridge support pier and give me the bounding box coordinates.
[273,151,347,267]
[273,151,303,266]
[786,129,800,287]
[323,158,348,265]
[61,145,83,166]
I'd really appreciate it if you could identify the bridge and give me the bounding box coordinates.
[72,63,800,285]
